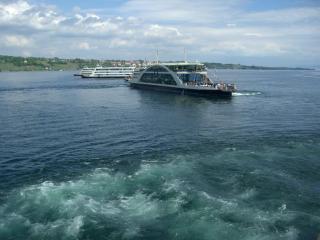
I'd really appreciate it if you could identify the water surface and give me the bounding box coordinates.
[0,70,319,239]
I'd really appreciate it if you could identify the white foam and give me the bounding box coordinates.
[232,92,262,96]
[67,216,84,237]
[238,189,257,200]
[0,158,304,239]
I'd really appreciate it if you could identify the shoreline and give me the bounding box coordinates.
[0,69,315,73]
[0,55,314,72]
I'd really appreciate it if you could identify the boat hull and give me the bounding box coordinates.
[129,82,232,98]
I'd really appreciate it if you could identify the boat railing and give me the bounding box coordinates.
[184,82,236,92]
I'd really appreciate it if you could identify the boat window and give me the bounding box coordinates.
[147,66,168,72]
[140,73,177,85]
[178,73,207,83]
[166,64,205,72]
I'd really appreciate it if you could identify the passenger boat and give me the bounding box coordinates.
[79,66,135,78]
[129,62,236,98]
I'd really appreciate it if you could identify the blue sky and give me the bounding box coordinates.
[1,0,319,66]
[38,0,125,11]
[34,0,319,12]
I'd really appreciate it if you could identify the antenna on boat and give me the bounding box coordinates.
[156,49,159,64]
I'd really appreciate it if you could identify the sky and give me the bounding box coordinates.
[0,0,319,66]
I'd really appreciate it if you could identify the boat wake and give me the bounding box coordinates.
[2,140,320,239]
[232,91,262,96]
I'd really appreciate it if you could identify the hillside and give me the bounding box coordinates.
[0,55,312,72]
[203,62,312,70]
[0,55,133,72]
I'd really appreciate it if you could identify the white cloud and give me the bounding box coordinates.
[109,39,131,48]
[0,0,31,17]
[244,32,263,37]
[22,50,31,56]
[75,42,97,50]
[78,42,90,50]
[241,7,320,24]
[227,23,237,27]
[0,0,319,66]
[0,0,57,26]
[120,0,242,24]
[199,38,287,57]
[144,25,182,38]
[4,35,31,47]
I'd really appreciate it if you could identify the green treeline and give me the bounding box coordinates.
[0,55,312,72]
[203,62,312,70]
[0,55,129,72]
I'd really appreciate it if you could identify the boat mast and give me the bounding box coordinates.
[184,48,187,63]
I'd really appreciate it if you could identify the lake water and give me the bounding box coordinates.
[0,70,319,240]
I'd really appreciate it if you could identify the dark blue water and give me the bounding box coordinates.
[0,70,319,240]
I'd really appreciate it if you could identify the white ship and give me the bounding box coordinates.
[79,66,135,78]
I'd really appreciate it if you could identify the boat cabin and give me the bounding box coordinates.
[134,62,211,86]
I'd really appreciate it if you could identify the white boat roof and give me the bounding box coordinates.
[95,66,135,68]
[161,62,205,66]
